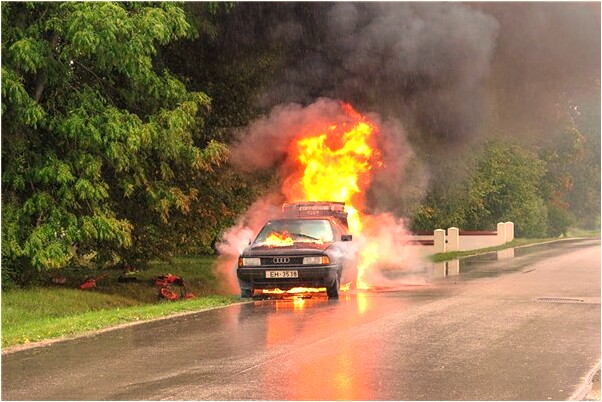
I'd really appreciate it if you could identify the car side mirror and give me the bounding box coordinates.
[341,234,352,242]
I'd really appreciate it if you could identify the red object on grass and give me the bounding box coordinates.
[79,272,108,290]
[154,273,193,301]
[160,287,178,301]
[154,273,183,288]
[79,279,96,290]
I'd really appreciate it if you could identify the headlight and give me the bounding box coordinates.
[239,257,261,267]
[302,256,330,265]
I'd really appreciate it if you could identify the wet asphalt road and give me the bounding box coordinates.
[2,239,600,400]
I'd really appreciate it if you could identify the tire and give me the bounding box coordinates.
[326,272,340,299]
[241,288,253,298]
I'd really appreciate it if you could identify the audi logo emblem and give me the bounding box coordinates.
[273,257,290,264]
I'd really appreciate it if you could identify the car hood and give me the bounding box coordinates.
[242,242,331,256]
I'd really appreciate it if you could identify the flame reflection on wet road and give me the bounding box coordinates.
[229,290,415,401]
[258,293,383,400]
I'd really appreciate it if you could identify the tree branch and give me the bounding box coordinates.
[34,31,60,103]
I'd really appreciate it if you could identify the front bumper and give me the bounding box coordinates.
[237,265,339,290]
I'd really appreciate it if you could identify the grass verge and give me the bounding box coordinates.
[2,292,237,348]
[431,238,552,262]
[432,232,600,263]
[566,228,601,238]
[2,256,240,349]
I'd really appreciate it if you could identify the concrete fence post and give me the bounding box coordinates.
[434,229,446,253]
[447,227,459,252]
[505,222,514,242]
[497,222,507,245]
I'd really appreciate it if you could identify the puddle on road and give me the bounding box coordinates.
[425,238,599,283]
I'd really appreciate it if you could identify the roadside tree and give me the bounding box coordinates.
[2,2,227,284]
[460,141,548,237]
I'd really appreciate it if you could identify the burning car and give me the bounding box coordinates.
[236,202,354,299]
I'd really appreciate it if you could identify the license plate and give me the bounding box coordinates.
[266,270,299,279]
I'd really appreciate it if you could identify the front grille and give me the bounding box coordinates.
[238,267,333,288]
[261,256,305,266]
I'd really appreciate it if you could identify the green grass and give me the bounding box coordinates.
[432,238,554,262]
[565,227,601,238]
[431,232,600,263]
[2,256,240,348]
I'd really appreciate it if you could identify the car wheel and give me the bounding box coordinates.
[326,273,340,299]
[241,288,253,298]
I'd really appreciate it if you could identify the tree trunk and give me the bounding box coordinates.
[34,32,60,103]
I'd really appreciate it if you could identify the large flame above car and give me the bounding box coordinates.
[280,103,383,289]
[283,103,381,232]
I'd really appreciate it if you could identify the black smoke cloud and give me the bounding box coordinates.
[262,2,500,146]
[221,2,599,214]
[478,3,600,137]
[221,2,598,145]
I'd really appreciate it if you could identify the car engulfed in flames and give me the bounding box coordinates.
[236,202,354,299]
[231,102,410,297]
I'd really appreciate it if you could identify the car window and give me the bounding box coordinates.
[255,219,334,243]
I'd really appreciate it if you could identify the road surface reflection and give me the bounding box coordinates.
[264,294,380,400]
[228,291,406,400]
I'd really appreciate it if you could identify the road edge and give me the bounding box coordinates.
[570,361,601,401]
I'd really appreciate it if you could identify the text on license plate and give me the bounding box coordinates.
[266,270,299,279]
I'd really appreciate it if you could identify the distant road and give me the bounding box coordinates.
[2,239,600,400]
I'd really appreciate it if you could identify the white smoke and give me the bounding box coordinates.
[214,195,283,293]
[354,213,429,288]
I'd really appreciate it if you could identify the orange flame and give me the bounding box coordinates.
[264,231,325,247]
[282,103,383,289]
[264,231,294,247]
[262,287,325,294]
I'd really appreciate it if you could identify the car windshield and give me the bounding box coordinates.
[254,219,334,244]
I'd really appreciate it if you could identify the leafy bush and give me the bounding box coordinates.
[546,203,574,237]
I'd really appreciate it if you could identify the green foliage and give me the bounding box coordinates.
[2,2,228,283]
[545,203,574,237]
[159,3,288,137]
[143,2,285,256]
[411,141,551,237]
[410,194,464,232]
[462,141,547,235]
[535,95,600,234]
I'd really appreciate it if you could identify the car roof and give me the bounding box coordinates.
[265,216,350,232]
